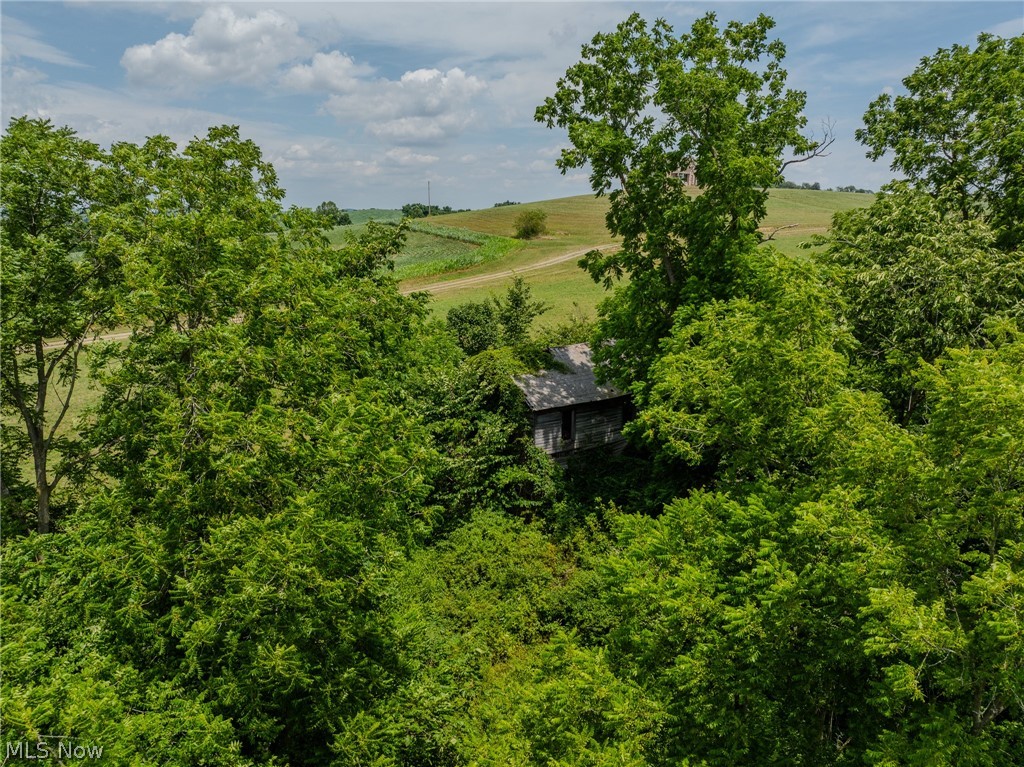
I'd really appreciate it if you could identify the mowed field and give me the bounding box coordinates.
[397,188,873,322]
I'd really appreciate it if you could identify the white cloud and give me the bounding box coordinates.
[2,64,47,95]
[385,147,440,166]
[121,6,314,89]
[367,113,476,144]
[324,67,487,145]
[1,16,84,67]
[284,144,311,160]
[280,50,371,93]
[984,18,1024,38]
[802,23,849,49]
[537,144,568,159]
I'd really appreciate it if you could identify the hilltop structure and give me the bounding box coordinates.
[668,160,698,187]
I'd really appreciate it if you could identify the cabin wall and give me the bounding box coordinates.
[530,399,627,457]
[531,411,564,454]
[572,402,626,450]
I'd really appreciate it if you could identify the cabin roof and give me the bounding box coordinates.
[513,343,625,411]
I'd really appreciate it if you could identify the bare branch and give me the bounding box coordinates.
[761,223,800,241]
[779,119,837,177]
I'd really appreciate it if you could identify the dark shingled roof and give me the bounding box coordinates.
[513,343,625,411]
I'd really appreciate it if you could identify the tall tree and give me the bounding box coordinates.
[2,125,459,762]
[812,182,1024,421]
[315,200,351,226]
[536,12,830,387]
[857,33,1024,250]
[0,118,119,533]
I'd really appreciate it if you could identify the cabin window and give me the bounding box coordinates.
[561,409,575,442]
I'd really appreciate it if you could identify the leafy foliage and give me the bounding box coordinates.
[315,200,351,226]
[0,118,117,532]
[811,182,1024,421]
[630,248,851,483]
[446,276,549,355]
[513,208,548,239]
[4,19,1023,767]
[537,11,827,387]
[858,33,1024,250]
[401,202,469,218]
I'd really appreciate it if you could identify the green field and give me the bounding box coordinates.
[400,189,873,323]
[324,213,522,281]
[344,208,403,225]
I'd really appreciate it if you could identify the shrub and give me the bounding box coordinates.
[513,209,547,239]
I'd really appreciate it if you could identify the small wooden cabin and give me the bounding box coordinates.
[513,344,629,461]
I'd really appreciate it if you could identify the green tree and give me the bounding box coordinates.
[810,332,1024,764]
[465,631,664,766]
[401,202,466,218]
[596,325,1024,765]
[421,348,559,521]
[314,200,351,226]
[513,209,548,239]
[498,276,550,346]
[536,12,829,387]
[446,276,549,354]
[1,124,462,763]
[3,218,450,766]
[630,248,851,484]
[0,118,119,533]
[811,182,1024,421]
[447,300,500,356]
[857,33,1024,250]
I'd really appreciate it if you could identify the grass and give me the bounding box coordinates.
[404,189,873,324]
[425,262,609,328]
[323,213,523,281]
[391,230,480,278]
[3,347,109,484]
[345,208,403,225]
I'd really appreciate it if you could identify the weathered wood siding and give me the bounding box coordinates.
[530,399,628,456]
[572,402,625,450]
[531,411,564,454]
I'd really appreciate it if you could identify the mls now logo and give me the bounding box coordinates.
[5,738,104,761]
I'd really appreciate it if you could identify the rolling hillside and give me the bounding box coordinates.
[394,189,873,323]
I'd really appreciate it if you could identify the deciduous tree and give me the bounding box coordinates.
[857,33,1024,250]
[512,209,547,239]
[0,118,119,533]
[811,182,1024,421]
[536,12,830,387]
[314,200,351,226]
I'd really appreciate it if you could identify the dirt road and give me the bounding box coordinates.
[400,243,617,295]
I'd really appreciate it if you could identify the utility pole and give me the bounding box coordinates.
[427,180,431,217]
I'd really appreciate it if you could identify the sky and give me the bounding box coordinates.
[2,1,1021,210]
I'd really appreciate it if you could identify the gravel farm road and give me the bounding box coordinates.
[400,243,618,295]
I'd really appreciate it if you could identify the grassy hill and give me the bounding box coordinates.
[397,189,873,322]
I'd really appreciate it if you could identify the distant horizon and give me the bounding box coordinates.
[2,2,1020,210]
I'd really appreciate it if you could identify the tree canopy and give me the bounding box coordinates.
[3,18,1023,767]
[858,34,1024,250]
[536,11,831,387]
[315,201,352,226]
[0,118,118,533]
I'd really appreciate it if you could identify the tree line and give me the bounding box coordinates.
[1,13,1022,766]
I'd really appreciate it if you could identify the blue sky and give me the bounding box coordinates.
[2,2,1021,210]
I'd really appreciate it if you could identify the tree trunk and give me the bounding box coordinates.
[31,429,51,534]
